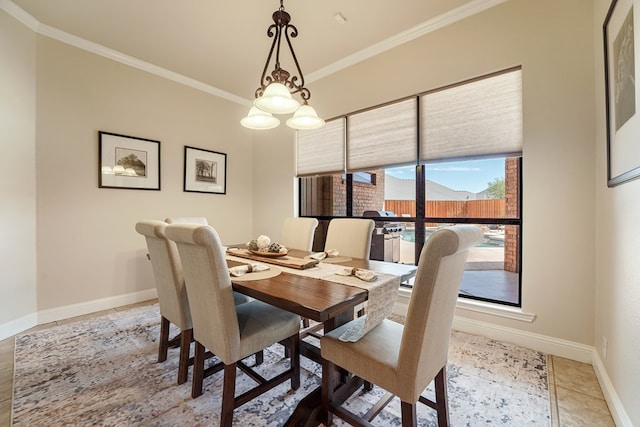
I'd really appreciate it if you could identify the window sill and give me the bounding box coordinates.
[397,287,536,323]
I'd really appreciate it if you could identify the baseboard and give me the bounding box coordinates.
[0,312,38,341]
[393,294,637,423]
[592,351,634,427]
[393,294,593,363]
[37,288,158,324]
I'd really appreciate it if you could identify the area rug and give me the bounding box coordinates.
[12,304,550,426]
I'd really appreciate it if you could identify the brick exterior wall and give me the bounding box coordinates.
[332,170,385,216]
[504,158,519,273]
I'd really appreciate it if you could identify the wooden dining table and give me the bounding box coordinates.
[225,246,417,426]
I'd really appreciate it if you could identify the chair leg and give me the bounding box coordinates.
[302,318,310,328]
[177,328,192,384]
[434,367,450,427]
[255,350,264,365]
[290,334,300,390]
[400,401,417,427]
[221,363,237,427]
[191,341,207,398]
[158,316,170,363]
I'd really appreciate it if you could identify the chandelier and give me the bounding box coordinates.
[241,0,325,130]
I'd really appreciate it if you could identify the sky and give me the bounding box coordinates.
[385,158,505,193]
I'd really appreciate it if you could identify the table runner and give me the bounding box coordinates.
[227,254,401,341]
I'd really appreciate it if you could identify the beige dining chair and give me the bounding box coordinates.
[280,217,319,251]
[324,218,375,259]
[320,225,483,427]
[324,218,375,319]
[135,220,252,384]
[165,216,209,225]
[135,220,195,384]
[165,223,301,426]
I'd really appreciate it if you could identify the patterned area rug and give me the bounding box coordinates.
[12,304,550,426]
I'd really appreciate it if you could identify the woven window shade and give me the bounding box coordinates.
[296,118,345,176]
[420,68,523,162]
[347,98,417,172]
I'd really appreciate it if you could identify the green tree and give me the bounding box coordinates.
[487,177,505,199]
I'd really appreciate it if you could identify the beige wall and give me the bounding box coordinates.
[594,0,640,424]
[33,36,255,313]
[0,10,37,332]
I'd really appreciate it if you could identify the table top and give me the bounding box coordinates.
[226,245,416,323]
[227,258,367,323]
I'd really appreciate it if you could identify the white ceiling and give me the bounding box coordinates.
[6,0,506,106]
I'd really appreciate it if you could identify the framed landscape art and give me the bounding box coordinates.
[604,0,640,186]
[183,146,227,194]
[98,131,160,190]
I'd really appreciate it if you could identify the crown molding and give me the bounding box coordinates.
[2,0,508,105]
[0,0,38,30]
[306,0,510,83]
[0,0,251,107]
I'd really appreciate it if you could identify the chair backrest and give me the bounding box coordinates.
[165,217,209,225]
[397,225,483,401]
[135,220,192,330]
[279,217,319,251]
[165,223,240,364]
[324,218,375,259]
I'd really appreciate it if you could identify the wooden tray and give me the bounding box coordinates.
[228,249,319,270]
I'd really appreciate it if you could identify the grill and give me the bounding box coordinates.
[363,210,404,263]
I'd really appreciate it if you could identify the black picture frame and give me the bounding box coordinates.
[99,131,161,190]
[604,0,640,187]
[183,146,227,194]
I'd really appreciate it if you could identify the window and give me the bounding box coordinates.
[297,67,522,306]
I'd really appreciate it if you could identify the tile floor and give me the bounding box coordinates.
[0,301,616,426]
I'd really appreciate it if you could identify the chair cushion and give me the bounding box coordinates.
[236,300,301,360]
[322,319,408,399]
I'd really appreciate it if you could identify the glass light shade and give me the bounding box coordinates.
[254,83,300,114]
[113,165,126,175]
[240,106,280,130]
[286,104,325,130]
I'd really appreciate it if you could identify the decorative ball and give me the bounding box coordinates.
[268,242,282,253]
[247,239,259,251]
[256,235,271,250]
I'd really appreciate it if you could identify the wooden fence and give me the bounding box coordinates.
[384,199,506,218]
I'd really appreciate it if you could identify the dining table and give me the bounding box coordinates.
[224,244,417,426]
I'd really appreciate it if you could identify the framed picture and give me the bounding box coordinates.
[183,146,227,194]
[99,131,160,190]
[604,0,640,186]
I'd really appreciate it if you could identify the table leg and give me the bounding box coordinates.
[284,309,357,426]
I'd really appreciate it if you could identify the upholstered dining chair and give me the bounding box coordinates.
[136,220,252,384]
[320,225,483,427]
[324,218,375,259]
[135,220,195,384]
[165,216,209,225]
[280,217,319,251]
[324,218,375,320]
[165,223,301,426]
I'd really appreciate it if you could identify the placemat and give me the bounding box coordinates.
[230,266,282,282]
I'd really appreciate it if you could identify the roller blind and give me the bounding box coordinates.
[347,97,417,172]
[420,68,523,162]
[296,118,345,176]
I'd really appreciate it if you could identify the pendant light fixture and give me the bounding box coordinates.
[241,0,324,130]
